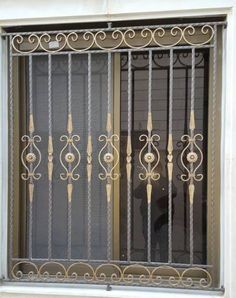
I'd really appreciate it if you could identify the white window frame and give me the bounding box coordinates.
[0,1,235,298]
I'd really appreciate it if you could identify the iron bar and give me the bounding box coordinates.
[9,35,14,264]
[168,48,173,263]
[147,49,152,263]
[10,257,213,268]
[10,44,215,57]
[210,25,218,267]
[1,21,226,36]
[47,54,53,260]
[87,52,92,260]
[107,51,112,261]
[67,53,72,260]
[183,67,189,252]
[28,55,33,260]
[189,47,195,265]
[126,50,132,262]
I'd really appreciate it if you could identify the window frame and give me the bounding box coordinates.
[5,23,222,288]
[1,7,232,297]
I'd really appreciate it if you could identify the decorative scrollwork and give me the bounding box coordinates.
[139,134,160,181]
[11,261,39,280]
[98,112,120,203]
[98,134,119,181]
[11,261,212,288]
[59,113,81,202]
[21,135,42,181]
[60,134,81,180]
[95,264,123,283]
[182,25,214,46]
[180,110,203,205]
[11,24,216,54]
[150,266,181,286]
[67,262,95,281]
[139,111,161,204]
[12,34,40,53]
[123,264,151,284]
[39,33,67,53]
[180,134,203,182]
[181,267,212,288]
[38,262,67,281]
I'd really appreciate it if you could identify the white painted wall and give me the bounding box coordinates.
[0,0,233,26]
[0,1,236,298]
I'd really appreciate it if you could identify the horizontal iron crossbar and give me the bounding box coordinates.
[2,21,226,36]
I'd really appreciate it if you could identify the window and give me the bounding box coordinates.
[6,20,224,288]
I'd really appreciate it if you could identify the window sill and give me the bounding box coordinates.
[0,283,224,298]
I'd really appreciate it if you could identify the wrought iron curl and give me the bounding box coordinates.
[38,261,67,281]
[59,134,81,181]
[12,34,40,53]
[11,261,39,280]
[95,264,123,283]
[10,24,216,54]
[39,33,67,53]
[139,134,160,181]
[180,133,203,182]
[67,31,95,52]
[11,261,213,288]
[67,262,95,281]
[21,135,42,181]
[98,134,120,181]
[182,25,214,46]
[181,267,212,288]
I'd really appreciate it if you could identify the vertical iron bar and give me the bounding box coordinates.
[168,49,173,263]
[48,54,53,259]
[87,52,92,260]
[107,51,112,261]
[9,36,14,264]
[210,25,217,267]
[28,55,33,260]
[127,51,132,261]
[184,67,189,252]
[189,47,195,265]
[131,69,135,255]
[67,53,72,260]
[147,49,152,263]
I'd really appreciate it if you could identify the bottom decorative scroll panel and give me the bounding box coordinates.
[11,261,212,288]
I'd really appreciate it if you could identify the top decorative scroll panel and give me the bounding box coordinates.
[11,24,216,54]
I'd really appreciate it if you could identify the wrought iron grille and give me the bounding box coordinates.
[4,20,225,289]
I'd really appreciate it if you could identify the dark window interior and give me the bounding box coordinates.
[120,50,209,264]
